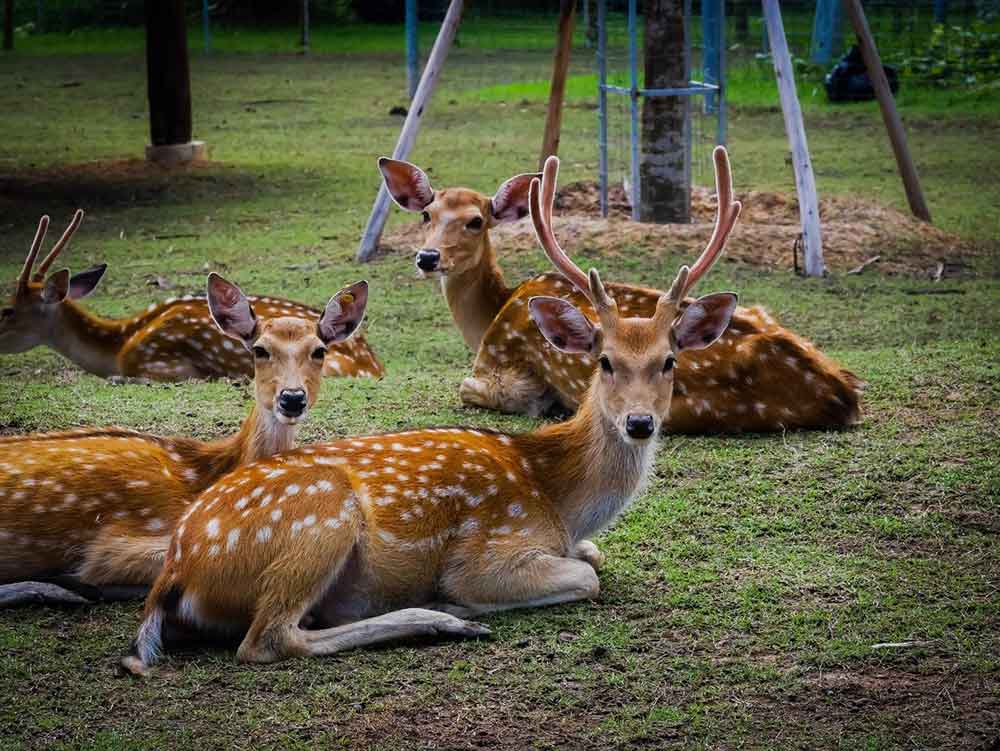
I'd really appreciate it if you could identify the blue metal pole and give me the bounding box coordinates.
[406,0,419,100]
[597,0,608,217]
[703,0,720,112]
[933,0,948,25]
[810,0,843,64]
[717,0,726,146]
[202,0,211,53]
[628,0,639,221]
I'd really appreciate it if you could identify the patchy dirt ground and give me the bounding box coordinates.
[384,181,986,278]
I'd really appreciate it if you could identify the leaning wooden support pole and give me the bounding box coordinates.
[539,0,576,170]
[356,0,465,262]
[762,0,824,277]
[842,0,931,223]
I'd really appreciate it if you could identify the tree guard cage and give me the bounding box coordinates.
[597,0,727,221]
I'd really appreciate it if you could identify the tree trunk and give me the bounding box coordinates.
[145,0,192,146]
[639,0,689,224]
[3,0,13,51]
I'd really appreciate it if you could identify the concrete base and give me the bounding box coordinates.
[145,140,207,166]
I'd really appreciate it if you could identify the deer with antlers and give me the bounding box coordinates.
[0,273,369,607]
[0,210,383,382]
[379,151,862,433]
[120,150,742,675]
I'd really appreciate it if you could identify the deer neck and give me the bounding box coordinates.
[163,405,299,493]
[441,234,511,351]
[47,302,141,377]
[518,390,658,544]
[220,405,298,467]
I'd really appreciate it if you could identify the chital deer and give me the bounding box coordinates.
[120,153,741,676]
[0,211,383,382]
[0,273,369,607]
[379,152,862,433]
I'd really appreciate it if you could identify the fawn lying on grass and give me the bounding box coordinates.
[0,273,368,607]
[121,149,740,675]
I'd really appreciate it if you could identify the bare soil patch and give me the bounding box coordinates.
[384,182,987,277]
[0,159,257,218]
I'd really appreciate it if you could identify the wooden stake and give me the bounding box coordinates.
[762,0,824,277]
[356,0,465,262]
[539,0,576,170]
[842,0,932,223]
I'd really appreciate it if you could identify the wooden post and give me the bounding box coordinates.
[762,0,824,277]
[356,0,465,262]
[3,0,13,52]
[843,0,931,222]
[539,0,576,170]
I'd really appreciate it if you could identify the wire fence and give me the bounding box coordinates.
[6,0,999,204]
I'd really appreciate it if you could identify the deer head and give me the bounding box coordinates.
[206,273,369,426]
[0,211,107,354]
[527,147,742,442]
[378,157,539,277]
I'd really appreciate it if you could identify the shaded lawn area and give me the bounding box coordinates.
[0,43,998,750]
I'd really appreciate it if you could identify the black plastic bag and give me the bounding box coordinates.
[824,45,900,102]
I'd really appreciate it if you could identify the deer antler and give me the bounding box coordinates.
[667,146,742,305]
[33,209,84,282]
[530,156,617,321]
[18,215,50,294]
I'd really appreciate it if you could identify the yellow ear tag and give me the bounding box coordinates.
[341,293,354,304]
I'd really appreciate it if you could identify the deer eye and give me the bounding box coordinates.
[421,211,431,224]
[252,346,270,360]
[599,355,613,375]
[466,217,483,231]
[663,355,677,373]
[311,346,327,361]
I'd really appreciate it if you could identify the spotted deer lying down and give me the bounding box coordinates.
[0,274,369,607]
[121,149,742,676]
[0,210,383,382]
[379,150,862,432]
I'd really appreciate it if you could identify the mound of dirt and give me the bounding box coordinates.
[385,182,983,277]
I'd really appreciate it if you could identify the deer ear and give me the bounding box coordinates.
[41,269,70,304]
[318,280,368,344]
[528,296,598,354]
[671,292,737,351]
[67,264,107,300]
[378,157,434,212]
[491,172,540,224]
[207,273,258,344]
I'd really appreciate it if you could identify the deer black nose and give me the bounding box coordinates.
[416,249,440,272]
[625,414,655,440]
[277,389,307,417]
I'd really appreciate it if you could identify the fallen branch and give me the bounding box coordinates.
[871,640,935,650]
[154,233,200,240]
[847,255,881,275]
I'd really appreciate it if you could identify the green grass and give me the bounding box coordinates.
[0,27,998,751]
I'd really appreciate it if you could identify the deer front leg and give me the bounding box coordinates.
[460,369,553,417]
[571,540,606,571]
[237,608,489,663]
[441,554,600,618]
